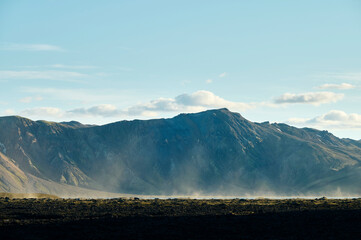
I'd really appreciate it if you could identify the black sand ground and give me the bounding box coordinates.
[0,197,360,239]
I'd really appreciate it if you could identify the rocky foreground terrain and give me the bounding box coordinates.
[0,108,361,196]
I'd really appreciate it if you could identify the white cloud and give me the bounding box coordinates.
[288,110,361,129]
[19,96,43,103]
[17,90,256,119]
[206,79,213,84]
[317,83,355,90]
[0,70,87,82]
[20,107,65,118]
[127,98,182,115]
[175,90,254,110]
[68,104,120,117]
[69,91,255,118]
[274,92,344,105]
[219,72,227,78]
[0,43,63,51]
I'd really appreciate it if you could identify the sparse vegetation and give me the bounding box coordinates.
[0,197,360,239]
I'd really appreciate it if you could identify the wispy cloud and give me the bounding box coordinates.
[115,67,134,72]
[317,72,361,82]
[22,87,137,104]
[317,83,355,90]
[0,43,63,51]
[4,109,15,115]
[69,104,119,117]
[274,92,344,105]
[19,96,43,103]
[219,72,227,78]
[50,64,97,69]
[180,80,191,86]
[21,107,65,118]
[0,70,87,82]
[288,110,361,129]
[205,79,213,84]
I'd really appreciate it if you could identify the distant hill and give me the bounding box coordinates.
[0,109,360,197]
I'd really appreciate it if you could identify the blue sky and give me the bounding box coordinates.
[1,0,361,139]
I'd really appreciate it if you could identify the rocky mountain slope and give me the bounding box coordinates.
[0,109,360,196]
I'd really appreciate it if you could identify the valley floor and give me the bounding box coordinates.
[0,197,361,239]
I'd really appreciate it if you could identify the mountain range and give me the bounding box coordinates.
[0,108,360,197]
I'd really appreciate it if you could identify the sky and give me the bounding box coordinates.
[0,0,361,140]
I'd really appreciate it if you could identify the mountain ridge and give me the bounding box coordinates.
[0,108,360,197]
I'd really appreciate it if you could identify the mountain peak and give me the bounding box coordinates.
[0,109,361,196]
[0,115,31,121]
[179,108,245,120]
[214,107,230,112]
[0,115,34,127]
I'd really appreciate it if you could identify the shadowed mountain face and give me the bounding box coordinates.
[0,109,360,196]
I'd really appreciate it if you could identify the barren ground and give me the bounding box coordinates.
[0,197,361,239]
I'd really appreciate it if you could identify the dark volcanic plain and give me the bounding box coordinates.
[1,197,361,239]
